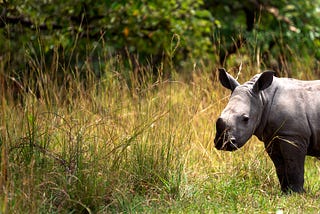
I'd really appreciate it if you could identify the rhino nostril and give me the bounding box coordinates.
[229,137,236,145]
[229,137,236,141]
[228,138,238,150]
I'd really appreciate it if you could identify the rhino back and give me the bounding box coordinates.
[258,77,320,156]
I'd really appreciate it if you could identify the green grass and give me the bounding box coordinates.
[1,57,320,213]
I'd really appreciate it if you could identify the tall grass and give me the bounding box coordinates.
[1,39,320,213]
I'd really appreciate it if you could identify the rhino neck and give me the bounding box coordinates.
[254,79,279,142]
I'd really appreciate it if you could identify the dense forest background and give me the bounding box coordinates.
[1,0,320,89]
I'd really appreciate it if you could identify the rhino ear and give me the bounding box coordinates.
[218,68,240,92]
[253,71,275,92]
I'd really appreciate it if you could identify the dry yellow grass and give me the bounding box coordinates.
[1,63,320,213]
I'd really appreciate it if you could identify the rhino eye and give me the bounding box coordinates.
[242,115,249,122]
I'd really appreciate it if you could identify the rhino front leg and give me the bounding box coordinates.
[267,151,288,192]
[266,139,306,193]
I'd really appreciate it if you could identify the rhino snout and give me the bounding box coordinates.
[214,117,239,151]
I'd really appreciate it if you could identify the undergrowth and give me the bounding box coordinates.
[1,44,320,213]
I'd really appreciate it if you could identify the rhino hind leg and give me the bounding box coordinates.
[281,143,306,193]
[266,139,306,193]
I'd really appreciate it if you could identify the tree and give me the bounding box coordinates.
[0,0,319,85]
[204,0,320,72]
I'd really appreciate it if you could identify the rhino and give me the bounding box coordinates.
[214,68,320,193]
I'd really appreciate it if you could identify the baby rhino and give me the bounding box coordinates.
[215,68,320,193]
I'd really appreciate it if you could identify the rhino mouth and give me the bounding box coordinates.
[214,134,239,151]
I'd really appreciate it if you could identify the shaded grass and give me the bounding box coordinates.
[1,59,320,213]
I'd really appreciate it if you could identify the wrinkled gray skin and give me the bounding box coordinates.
[214,68,320,193]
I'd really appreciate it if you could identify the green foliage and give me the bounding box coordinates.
[106,0,214,61]
[1,0,320,82]
[1,0,214,80]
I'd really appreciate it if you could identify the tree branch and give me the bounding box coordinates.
[248,0,298,32]
[0,12,63,30]
[263,5,299,32]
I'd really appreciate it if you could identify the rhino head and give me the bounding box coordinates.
[214,68,274,151]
